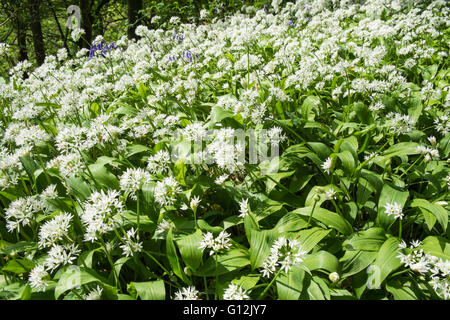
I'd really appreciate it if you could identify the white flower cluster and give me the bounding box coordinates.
[384,202,404,220]
[80,189,125,242]
[173,286,201,300]
[199,231,232,255]
[261,237,306,278]
[238,198,250,218]
[416,145,440,162]
[398,240,450,299]
[154,176,181,207]
[119,167,152,199]
[119,227,143,257]
[386,112,415,135]
[38,212,73,248]
[5,196,46,232]
[223,283,250,300]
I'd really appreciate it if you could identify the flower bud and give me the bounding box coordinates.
[329,272,339,283]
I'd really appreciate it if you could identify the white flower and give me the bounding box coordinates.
[199,231,232,255]
[119,227,143,257]
[119,167,152,199]
[325,188,337,200]
[80,189,124,242]
[238,198,250,218]
[147,150,171,174]
[28,265,49,292]
[384,202,404,220]
[85,285,103,300]
[261,237,306,278]
[154,176,181,207]
[215,174,228,185]
[190,196,201,211]
[155,219,171,238]
[44,244,81,272]
[173,286,200,300]
[38,212,73,248]
[223,283,249,300]
[321,157,333,174]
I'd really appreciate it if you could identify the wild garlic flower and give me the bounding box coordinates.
[173,286,201,300]
[119,167,152,199]
[238,198,250,218]
[5,196,45,232]
[85,285,103,300]
[38,212,73,248]
[28,265,49,292]
[147,150,171,174]
[190,196,201,211]
[119,228,143,257]
[154,219,171,239]
[80,190,124,242]
[321,157,333,174]
[384,202,404,220]
[398,240,450,299]
[325,188,337,200]
[261,237,306,278]
[199,231,232,255]
[44,243,81,272]
[215,174,229,185]
[223,283,250,300]
[154,176,181,207]
[386,112,415,135]
[434,115,449,136]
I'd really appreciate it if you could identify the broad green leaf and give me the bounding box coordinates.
[175,229,204,272]
[195,249,250,277]
[303,251,339,273]
[249,229,279,269]
[419,236,450,260]
[296,228,331,253]
[2,259,35,274]
[166,228,188,283]
[291,207,353,235]
[276,265,305,300]
[410,199,448,232]
[372,237,402,285]
[377,184,409,228]
[128,280,165,300]
[343,227,387,251]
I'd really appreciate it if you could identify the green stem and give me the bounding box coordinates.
[258,269,282,300]
[307,199,318,228]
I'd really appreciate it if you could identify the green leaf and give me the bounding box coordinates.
[128,280,165,300]
[291,207,353,235]
[65,176,93,202]
[276,265,305,300]
[0,241,37,256]
[3,259,35,274]
[249,229,279,269]
[386,280,419,300]
[336,150,355,175]
[410,199,448,232]
[419,236,450,260]
[89,164,120,190]
[343,227,387,251]
[166,228,188,283]
[377,184,409,228]
[55,267,107,300]
[195,249,250,277]
[296,228,331,253]
[300,96,320,120]
[303,251,339,273]
[372,237,402,285]
[175,229,204,272]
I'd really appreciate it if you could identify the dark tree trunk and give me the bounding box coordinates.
[78,0,92,48]
[16,10,28,62]
[127,0,142,40]
[28,0,46,65]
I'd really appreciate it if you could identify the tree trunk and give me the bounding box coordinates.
[28,0,46,65]
[78,0,92,48]
[127,0,142,40]
[16,9,28,62]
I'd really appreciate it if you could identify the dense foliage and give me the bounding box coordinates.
[0,0,449,300]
